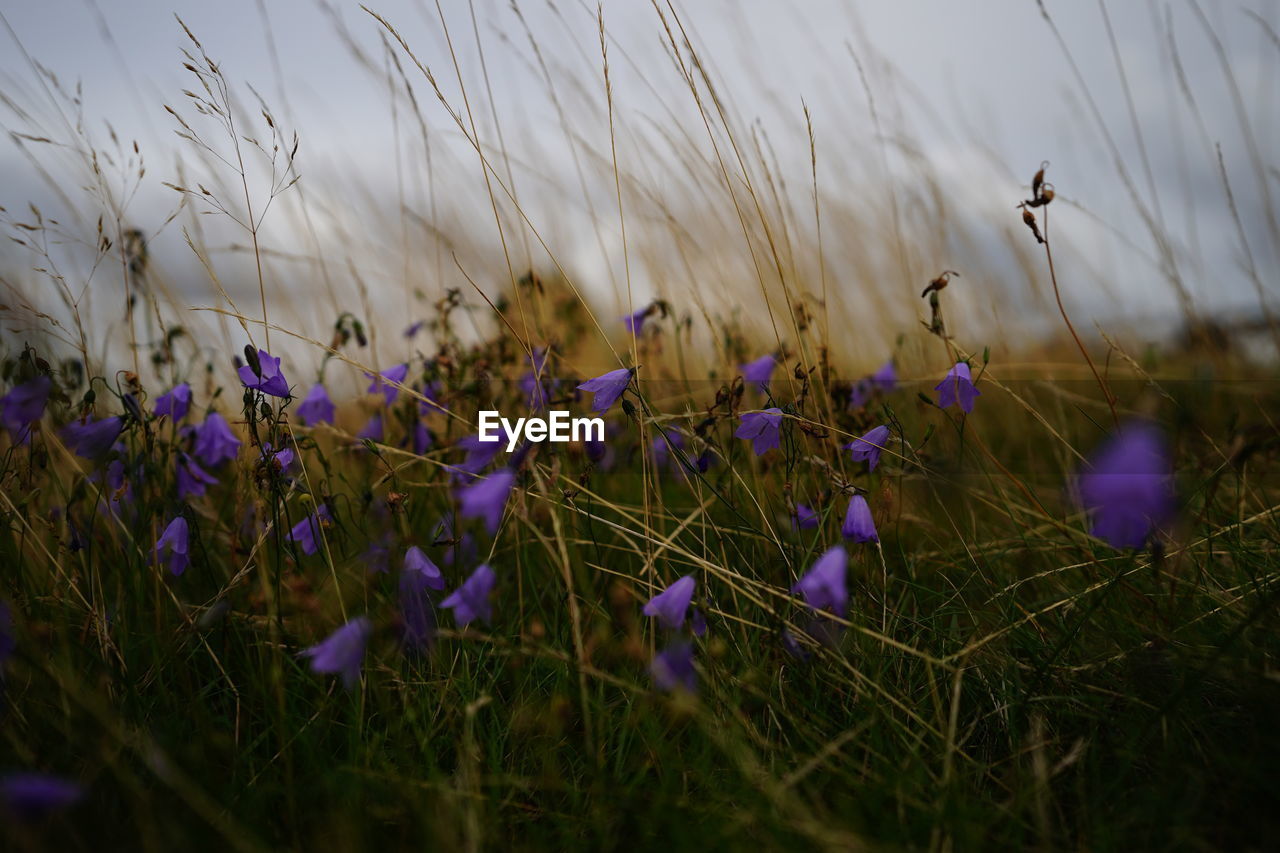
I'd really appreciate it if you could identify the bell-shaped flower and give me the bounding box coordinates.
[642,575,695,630]
[846,425,891,471]
[650,642,696,692]
[792,546,849,616]
[871,360,897,392]
[441,563,496,627]
[1077,420,1175,549]
[155,516,191,576]
[458,469,515,534]
[63,416,123,459]
[301,616,371,690]
[792,503,819,530]
[577,368,634,414]
[238,348,290,398]
[153,383,192,422]
[194,412,241,467]
[734,408,783,456]
[290,505,332,556]
[935,362,980,413]
[741,354,776,390]
[176,453,218,500]
[1,376,52,441]
[841,494,879,543]
[366,363,409,405]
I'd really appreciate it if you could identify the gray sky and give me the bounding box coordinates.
[1,0,1277,365]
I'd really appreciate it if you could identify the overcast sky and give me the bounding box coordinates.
[1,0,1277,362]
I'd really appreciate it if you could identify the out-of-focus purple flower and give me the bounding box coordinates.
[793,503,819,530]
[260,443,295,472]
[1,376,52,441]
[623,305,651,335]
[366,363,409,405]
[441,563,496,627]
[194,412,241,467]
[153,382,192,422]
[871,360,897,392]
[0,773,83,818]
[63,416,123,459]
[651,428,685,470]
[792,546,849,616]
[357,413,383,443]
[741,354,776,389]
[238,348,290,398]
[849,379,871,410]
[519,347,558,411]
[155,516,191,576]
[577,368,633,414]
[691,608,707,637]
[412,421,432,455]
[841,495,878,543]
[781,629,810,661]
[643,575,695,630]
[695,448,714,473]
[177,453,218,500]
[404,546,446,591]
[290,505,332,556]
[1077,421,1175,549]
[399,565,438,653]
[846,425,891,471]
[650,642,695,692]
[296,383,335,426]
[0,601,14,667]
[404,320,425,339]
[935,362,980,413]
[301,616,371,690]
[456,432,503,476]
[458,469,515,533]
[735,408,783,456]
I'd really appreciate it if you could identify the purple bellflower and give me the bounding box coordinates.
[846,425,891,471]
[357,413,383,443]
[935,362,981,413]
[1,376,52,441]
[643,575,695,630]
[623,305,651,335]
[793,503,819,530]
[577,368,633,414]
[290,505,332,556]
[792,546,849,616]
[1077,420,1175,549]
[194,412,241,467]
[735,408,783,456]
[441,563,496,627]
[301,616,371,690]
[296,383,336,426]
[458,469,515,533]
[841,494,879,543]
[63,416,123,459]
[176,453,218,500]
[650,642,696,692]
[155,516,191,576]
[238,348,290,398]
[871,360,897,392]
[366,363,409,405]
[404,546,446,591]
[741,354,777,389]
[153,383,192,421]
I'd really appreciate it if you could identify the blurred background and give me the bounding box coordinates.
[1,0,1277,374]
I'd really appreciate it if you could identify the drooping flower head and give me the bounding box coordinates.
[622,305,652,335]
[290,505,332,556]
[193,412,241,467]
[404,546,446,591]
[871,360,897,392]
[238,348,290,398]
[176,453,218,500]
[366,363,409,405]
[399,564,438,653]
[357,413,383,443]
[845,425,891,471]
[935,362,980,413]
[577,368,634,414]
[412,421,432,455]
[741,354,777,390]
[792,503,819,530]
[153,382,192,422]
[734,408,783,456]
[650,642,696,692]
[301,616,371,690]
[650,428,685,470]
[841,494,879,543]
[1077,420,1175,549]
[519,347,558,411]
[456,432,504,476]
[643,575,695,630]
[0,773,83,818]
[458,469,515,533]
[441,563,496,627]
[296,383,336,426]
[155,516,191,576]
[792,546,849,616]
[259,443,295,473]
[1,376,52,441]
[63,416,123,460]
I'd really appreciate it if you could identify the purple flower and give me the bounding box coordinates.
[1,376,52,440]
[0,773,83,818]
[0,601,14,667]
[237,348,290,398]
[153,382,192,421]
[741,354,776,389]
[935,362,980,413]
[296,383,336,426]
[577,368,633,414]
[458,469,515,533]
[793,503,819,530]
[848,379,871,410]
[155,516,190,576]
[650,642,695,692]
[792,546,849,616]
[519,347,558,411]
[260,443,295,472]
[651,428,685,470]
[176,453,218,500]
[290,505,331,556]
[623,305,651,335]
[301,616,371,690]
[412,421,432,455]
[63,416,123,459]
[456,432,504,476]
[366,363,409,405]
[691,608,707,637]
[404,320,425,338]
[871,360,897,392]
[399,565,438,653]
[643,575,695,630]
[194,412,241,467]
[441,563,495,627]
[1077,421,1175,549]
[404,546,446,591]
[841,494,879,543]
[734,408,783,456]
[845,425,891,471]
[357,413,383,443]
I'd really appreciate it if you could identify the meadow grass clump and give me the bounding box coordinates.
[1,4,1279,851]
